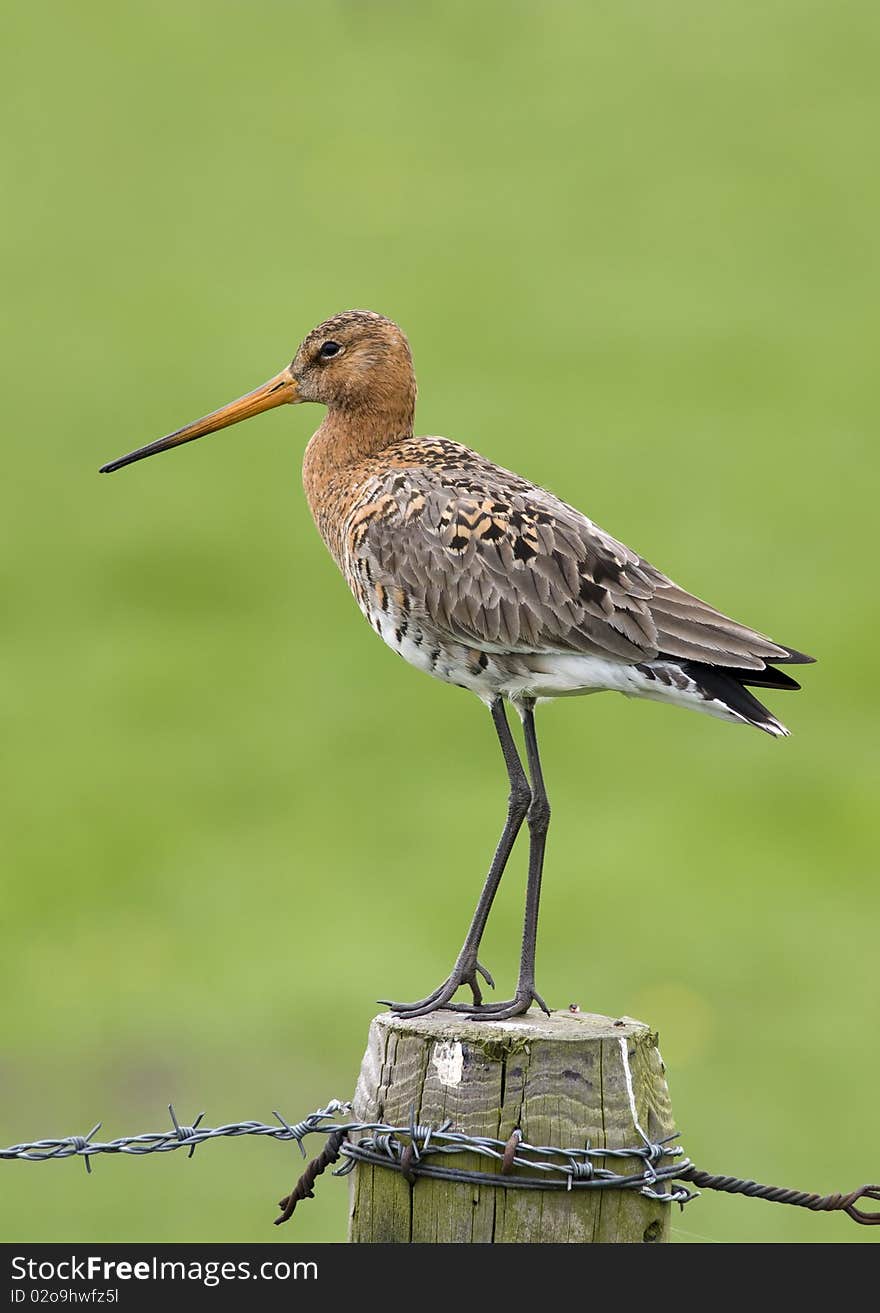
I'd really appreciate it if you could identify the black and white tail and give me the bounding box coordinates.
[682,649,814,737]
[635,648,815,737]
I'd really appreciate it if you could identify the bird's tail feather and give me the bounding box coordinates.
[680,661,798,737]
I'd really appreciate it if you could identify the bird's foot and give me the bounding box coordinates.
[446,982,550,1021]
[380,956,495,1018]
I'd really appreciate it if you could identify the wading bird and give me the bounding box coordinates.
[101,311,813,1019]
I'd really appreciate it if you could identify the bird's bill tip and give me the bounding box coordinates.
[98,367,300,474]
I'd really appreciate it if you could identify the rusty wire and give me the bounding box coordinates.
[675,1167,880,1226]
[274,1130,347,1226]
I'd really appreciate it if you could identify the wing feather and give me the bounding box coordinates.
[351,445,807,670]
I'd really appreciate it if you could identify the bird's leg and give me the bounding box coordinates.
[383,698,531,1017]
[464,699,551,1020]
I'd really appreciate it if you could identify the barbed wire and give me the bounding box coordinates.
[3,1101,878,1229]
[0,1102,351,1170]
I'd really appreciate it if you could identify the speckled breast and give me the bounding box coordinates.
[347,560,503,699]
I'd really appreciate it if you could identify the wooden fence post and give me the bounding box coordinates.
[348,1008,676,1243]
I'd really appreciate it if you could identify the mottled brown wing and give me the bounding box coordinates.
[352,448,796,670]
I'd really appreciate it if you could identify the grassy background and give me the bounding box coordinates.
[2,1,877,1244]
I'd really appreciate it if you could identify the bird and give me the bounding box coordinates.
[100,309,814,1020]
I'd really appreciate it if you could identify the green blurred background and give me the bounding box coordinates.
[2,1,877,1244]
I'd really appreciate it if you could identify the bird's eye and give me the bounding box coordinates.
[319,341,342,360]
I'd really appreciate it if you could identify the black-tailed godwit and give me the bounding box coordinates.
[101,310,814,1019]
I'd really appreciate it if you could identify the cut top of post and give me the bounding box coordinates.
[373,1008,651,1044]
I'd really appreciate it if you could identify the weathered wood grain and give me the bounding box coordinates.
[349,1008,676,1243]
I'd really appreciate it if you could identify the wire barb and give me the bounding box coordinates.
[168,1105,204,1160]
[501,1129,522,1175]
[77,1124,102,1175]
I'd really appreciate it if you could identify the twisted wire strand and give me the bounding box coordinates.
[0,1102,353,1168]
[677,1167,880,1225]
[274,1130,347,1225]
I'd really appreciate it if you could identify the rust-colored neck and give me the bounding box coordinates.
[302,397,415,561]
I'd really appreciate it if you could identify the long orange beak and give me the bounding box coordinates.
[99,367,300,473]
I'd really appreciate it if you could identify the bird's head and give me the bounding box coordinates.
[100,309,415,474]
[292,310,415,414]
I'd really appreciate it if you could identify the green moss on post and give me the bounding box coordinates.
[348,1009,676,1244]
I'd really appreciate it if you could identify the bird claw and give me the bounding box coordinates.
[382,958,495,1017]
[475,960,495,989]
